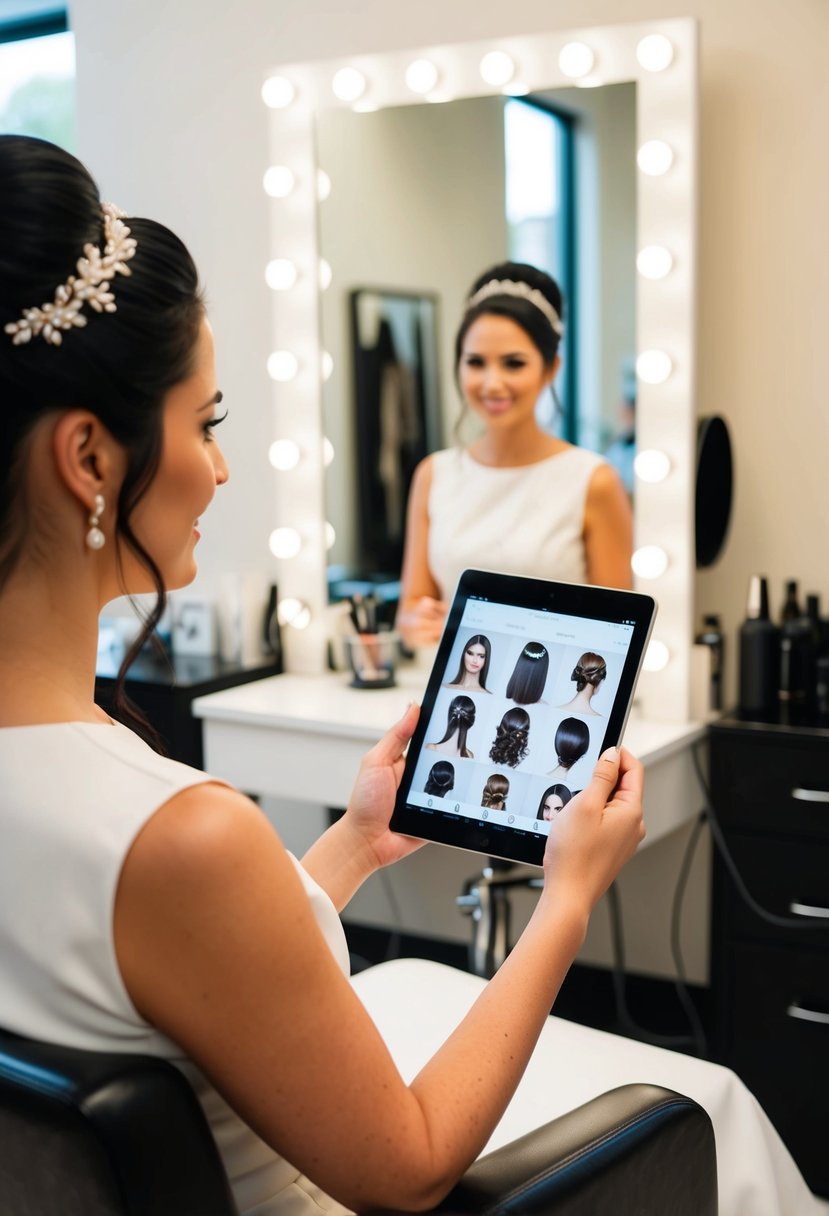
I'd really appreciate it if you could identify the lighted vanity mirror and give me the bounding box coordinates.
[264,18,698,722]
[316,82,637,578]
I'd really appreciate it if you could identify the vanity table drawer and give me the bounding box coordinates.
[709,730,829,837]
[715,832,829,946]
[723,940,829,1195]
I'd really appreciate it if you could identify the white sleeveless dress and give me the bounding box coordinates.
[0,720,351,1216]
[427,445,605,600]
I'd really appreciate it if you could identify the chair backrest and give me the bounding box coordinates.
[0,1026,237,1216]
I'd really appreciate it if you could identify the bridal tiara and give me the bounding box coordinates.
[4,202,137,347]
[465,278,564,337]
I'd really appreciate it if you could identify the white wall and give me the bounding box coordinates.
[69,0,829,982]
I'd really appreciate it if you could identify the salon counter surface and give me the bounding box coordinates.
[193,669,706,844]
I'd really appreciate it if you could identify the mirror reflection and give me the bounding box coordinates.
[317,82,636,579]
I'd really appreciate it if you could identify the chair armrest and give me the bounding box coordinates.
[432,1083,717,1216]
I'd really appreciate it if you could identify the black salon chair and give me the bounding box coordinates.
[0,1024,717,1216]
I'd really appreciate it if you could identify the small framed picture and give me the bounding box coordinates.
[171,597,217,657]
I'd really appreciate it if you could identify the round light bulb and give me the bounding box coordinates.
[267,350,299,382]
[318,258,332,291]
[261,75,295,109]
[634,449,672,483]
[637,244,674,280]
[263,165,296,198]
[643,639,670,672]
[277,597,311,629]
[265,258,298,291]
[637,139,674,176]
[636,34,675,72]
[558,41,595,79]
[317,169,332,201]
[321,351,334,381]
[268,439,301,471]
[479,50,515,86]
[332,66,367,102]
[324,521,336,550]
[637,349,673,385]
[268,527,302,559]
[405,58,439,95]
[322,437,335,466]
[632,545,669,579]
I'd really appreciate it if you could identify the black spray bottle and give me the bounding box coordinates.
[738,575,779,717]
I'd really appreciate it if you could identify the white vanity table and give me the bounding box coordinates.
[193,668,707,968]
[193,667,705,843]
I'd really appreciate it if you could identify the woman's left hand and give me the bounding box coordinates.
[343,702,427,868]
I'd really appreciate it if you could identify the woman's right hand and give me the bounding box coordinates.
[398,594,448,647]
[541,746,644,914]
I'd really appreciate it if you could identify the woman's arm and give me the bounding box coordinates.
[583,463,634,589]
[113,749,643,1213]
[397,456,447,646]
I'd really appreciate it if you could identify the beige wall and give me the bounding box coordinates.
[69,0,829,980]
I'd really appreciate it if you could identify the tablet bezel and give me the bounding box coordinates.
[390,569,657,867]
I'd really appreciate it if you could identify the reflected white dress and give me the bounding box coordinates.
[427,445,605,598]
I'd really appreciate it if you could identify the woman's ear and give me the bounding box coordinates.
[545,353,562,388]
[51,410,122,512]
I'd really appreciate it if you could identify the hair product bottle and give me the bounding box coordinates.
[738,575,779,718]
[780,579,801,624]
[695,613,725,711]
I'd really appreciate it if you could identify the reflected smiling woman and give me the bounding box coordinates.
[397,261,633,648]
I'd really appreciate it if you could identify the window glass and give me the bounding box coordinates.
[0,27,75,150]
[504,99,575,440]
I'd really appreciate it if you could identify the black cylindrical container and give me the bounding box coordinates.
[739,575,780,717]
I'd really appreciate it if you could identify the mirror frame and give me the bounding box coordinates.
[263,18,698,721]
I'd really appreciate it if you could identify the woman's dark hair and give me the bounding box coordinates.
[0,136,205,743]
[506,641,549,704]
[434,695,476,758]
[424,760,455,797]
[537,783,573,819]
[553,717,590,770]
[448,633,491,689]
[489,707,530,768]
[481,773,509,811]
[454,261,564,373]
[571,652,607,692]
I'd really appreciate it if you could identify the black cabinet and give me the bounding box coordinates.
[95,649,280,768]
[709,716,829,1197]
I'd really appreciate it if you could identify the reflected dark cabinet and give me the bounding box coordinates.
[709,716,829,1198]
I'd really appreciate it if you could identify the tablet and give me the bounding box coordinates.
[390,569,657,867]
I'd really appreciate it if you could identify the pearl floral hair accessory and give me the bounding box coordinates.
[523,644,547,660]
[465,278,564,337]
[4,202,137,347]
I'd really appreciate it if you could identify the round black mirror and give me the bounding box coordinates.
[695,415,733,568]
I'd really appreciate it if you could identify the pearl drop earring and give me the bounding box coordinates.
[85,494,106,550]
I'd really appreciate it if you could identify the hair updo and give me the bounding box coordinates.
[0,135,205,736]
[553,717,590,770]
[489,707,531,768]
[424,760,455,797]
[454,261,564,372]
[434,694,477,757]
[481,772,510,811]
[571,652,607,692]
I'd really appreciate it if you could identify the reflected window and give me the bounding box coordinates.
[0,6,75,151]
[504,99,574,440]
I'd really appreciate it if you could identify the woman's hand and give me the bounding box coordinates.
[343,702,426,868]
[301,703,426,908]
[398,595,448,647]
[541,746,644,915]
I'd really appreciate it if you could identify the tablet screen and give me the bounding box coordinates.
[390,569,656,866]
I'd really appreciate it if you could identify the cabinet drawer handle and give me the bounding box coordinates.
[791,787,829,803]
[789,900,829,919]
[786,1003,829,1026]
